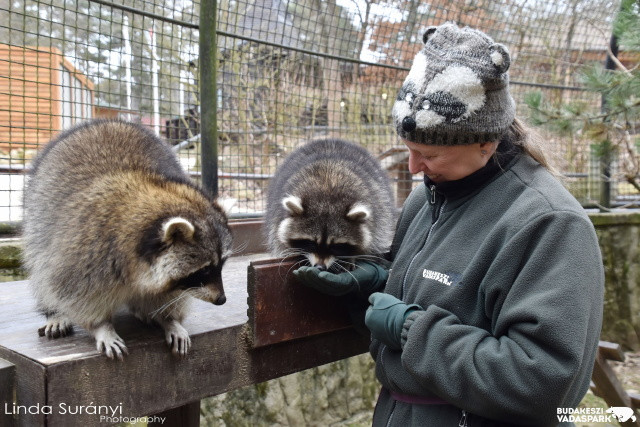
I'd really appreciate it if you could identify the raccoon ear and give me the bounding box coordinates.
[346,204,370,222]
[282,195,304,216]
[162,217,195,243]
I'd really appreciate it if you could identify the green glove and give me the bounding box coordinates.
[293,260,388,297]
[365,292,422,350]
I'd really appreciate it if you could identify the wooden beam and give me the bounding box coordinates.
[598,340,626,362]
[247,258,355,348]
[149,401,200,427]
[0,358,16,427]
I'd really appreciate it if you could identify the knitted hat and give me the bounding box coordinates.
[392,22,515,145]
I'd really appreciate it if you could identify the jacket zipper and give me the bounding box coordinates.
[385,399,396,427]
[458,410,468,427]
[400,185,445,298]
[385,185,446,427]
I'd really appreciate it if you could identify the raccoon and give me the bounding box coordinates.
[265,138,395,272]
[23,119,232,359]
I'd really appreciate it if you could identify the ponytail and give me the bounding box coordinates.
[507,118,561,178]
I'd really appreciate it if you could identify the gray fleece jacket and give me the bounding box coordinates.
[370,150,604,426]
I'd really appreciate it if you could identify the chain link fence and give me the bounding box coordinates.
[0,0,633,223]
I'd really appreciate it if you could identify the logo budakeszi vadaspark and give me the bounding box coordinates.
[557,406,637,423]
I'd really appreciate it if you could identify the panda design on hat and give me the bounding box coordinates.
[392,23,515,146]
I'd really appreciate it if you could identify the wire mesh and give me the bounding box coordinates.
[1,0,201,221]
[0,0,634,222]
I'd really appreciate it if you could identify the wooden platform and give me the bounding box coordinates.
[0,254,369,427]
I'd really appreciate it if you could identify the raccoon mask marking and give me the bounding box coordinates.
[136,215,228,305]
[23,119,233,359]
[265,139,394,272]
[276,196,373,270]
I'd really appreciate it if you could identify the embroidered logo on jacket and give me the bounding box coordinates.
[422,269,454,286]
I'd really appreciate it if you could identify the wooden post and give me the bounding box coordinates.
[0,358,16,427]
[149,401,200,427]
[247,258,355,348]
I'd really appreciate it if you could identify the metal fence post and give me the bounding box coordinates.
[599,31,620,210]
[199,0,219,197]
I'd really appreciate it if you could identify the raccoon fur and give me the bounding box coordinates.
[265,138,395,271]
[23,119,232,359]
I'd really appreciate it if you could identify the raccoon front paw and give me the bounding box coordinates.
[38,318,73,338]
[92,324,129,360]
[163,320,191,357]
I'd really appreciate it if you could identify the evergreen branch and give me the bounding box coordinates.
[584,17,633,76]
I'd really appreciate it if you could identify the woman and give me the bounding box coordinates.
[295,22,604,426]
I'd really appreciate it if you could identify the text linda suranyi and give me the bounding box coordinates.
[4,402,123,416]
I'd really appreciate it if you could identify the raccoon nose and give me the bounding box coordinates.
[402,116,417,132]
[214,294,226,305]
[314,264,327,271]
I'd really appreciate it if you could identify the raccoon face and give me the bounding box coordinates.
[137,214,232,305]
[277,195,371,271]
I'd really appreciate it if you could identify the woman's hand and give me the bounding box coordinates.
[293,261,388,297]
[365,292,422,350]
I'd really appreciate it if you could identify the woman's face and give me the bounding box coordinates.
[404,139,498,183]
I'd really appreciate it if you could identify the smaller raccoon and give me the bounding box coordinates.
[23,120,232,359]
[265,139,395,271]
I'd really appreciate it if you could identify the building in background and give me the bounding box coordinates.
[0,44,93,151]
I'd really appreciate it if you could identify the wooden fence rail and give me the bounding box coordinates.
[0,253,368,427]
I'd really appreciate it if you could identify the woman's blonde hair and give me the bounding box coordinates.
[507,117,561,177]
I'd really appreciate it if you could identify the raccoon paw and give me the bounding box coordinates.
[162,320,191,357]
[92,324,129,360]
[38,318,73,338]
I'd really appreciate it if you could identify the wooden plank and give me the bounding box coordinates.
[599,340,625,362]
[0,254,258,361]
[0,351,47,427]
[149,401,200,427]
[0,358,16,427]
[42,319,367,426]
[247,258,354,348]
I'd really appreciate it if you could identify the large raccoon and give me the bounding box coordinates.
[23,120,232,359]
[265,139,395,271]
